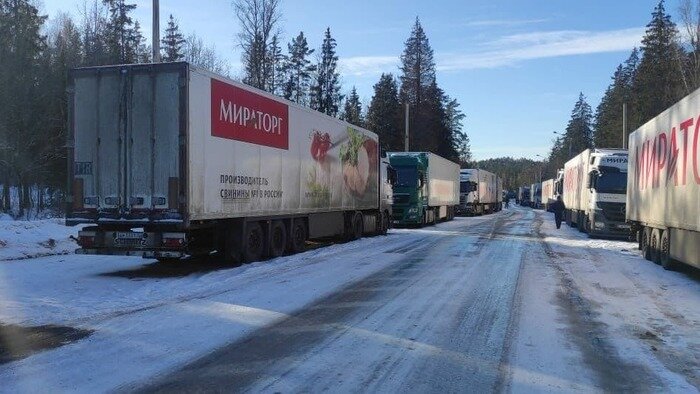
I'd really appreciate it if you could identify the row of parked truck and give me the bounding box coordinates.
[516,87,700,271]
[66,62,504,264]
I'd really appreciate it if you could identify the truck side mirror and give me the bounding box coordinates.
[388,168,397,185]
[588,171,597,189]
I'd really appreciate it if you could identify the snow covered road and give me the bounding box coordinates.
[0,208,698,393]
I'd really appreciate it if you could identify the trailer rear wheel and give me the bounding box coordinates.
[641,227,652,261]
[659,230,676,270]
[649,228,661,264]
[243,222,265,263]
[351,212,363,240]
[378,211,389,235]
[288,220,307,254]
[269,220,287,258]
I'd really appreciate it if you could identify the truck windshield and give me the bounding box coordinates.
[460,181,476,193]
[395,166,418,187]
[596,172,627,194]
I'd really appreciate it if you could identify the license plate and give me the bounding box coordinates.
[116,232,143,239]
[617,224,631,230]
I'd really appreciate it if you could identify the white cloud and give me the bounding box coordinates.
[338,56,398,77]
[437,27,645,71]
[338,27,644,77]
[462,18,549,28]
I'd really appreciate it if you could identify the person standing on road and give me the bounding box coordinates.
[504,196,510,209]
[551,195,565,229]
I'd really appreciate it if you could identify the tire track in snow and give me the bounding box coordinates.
[535,214,664,392]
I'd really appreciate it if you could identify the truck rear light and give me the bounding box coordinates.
[162,233,186,248]
[83,196,99,206]
[153,196,167,206]
[78,231,96,247]
[104,196,119,206]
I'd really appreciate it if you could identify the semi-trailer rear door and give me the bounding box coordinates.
[68,63,186,225]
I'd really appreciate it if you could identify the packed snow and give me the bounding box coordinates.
[534,208,700,392]
[0,219,82,261]
[0,209,698,392]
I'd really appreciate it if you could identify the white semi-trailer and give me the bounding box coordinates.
[563,149,629,238]
[67,62,393,263]
[529,182,542,209]
[627,87,700,270]
[541,178,555,211]
[457,169,501,215]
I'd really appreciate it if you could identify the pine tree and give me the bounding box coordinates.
[367,73,402,151]
[399,17,435,107]
[594,49,639,149]
[633,0,685,125]
[266,34,285,94]
[445,98,470,165]
[161,14,185,62]
[80,0,109,66]
[565,93,594,154]
[0,0,48,215]
[342,87,363,126]
[102,0,139,63]
[282,32,316,105]
[310,28,343,117]
[131,21,150,63]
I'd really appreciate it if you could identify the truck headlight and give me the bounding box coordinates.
[408,207,418,214]
[594,221,605,229]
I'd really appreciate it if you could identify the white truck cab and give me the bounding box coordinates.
[563,149,629,238]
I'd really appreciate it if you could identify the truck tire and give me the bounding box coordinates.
[641,227,652,261]
[288,220,307,254]
[636,229,643,250]
[243,222,265,263]
[269,220,287,258]
[378,211,389,235]
[351,212,363,240]
[650,228,661,264]
[659,230,676,270]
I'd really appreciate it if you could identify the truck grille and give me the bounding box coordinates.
[393,194,410,204]
[597,202,626,222]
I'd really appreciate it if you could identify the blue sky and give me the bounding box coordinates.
[42,0,671,160]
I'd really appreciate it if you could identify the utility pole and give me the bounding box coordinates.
[152,0,161,63]
[622,102,627,149]
[404,103,409,152]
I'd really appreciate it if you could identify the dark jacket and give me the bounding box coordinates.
[551,199,565,216]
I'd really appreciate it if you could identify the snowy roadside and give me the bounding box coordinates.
[536,209,700,392]
[0,218,81,261]
[0,216,491,392]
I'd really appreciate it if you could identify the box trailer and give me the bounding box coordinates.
[388,152,459,226]
[529,182,542,209]
[457,169,502,215]
[67,62,393,263]
[627,87,700,270]
[541,178,555,211]
[563,148,629,238]
[517,186,530,206]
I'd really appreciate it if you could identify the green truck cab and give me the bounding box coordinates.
[389,152,460,227]
[390,153,428,225]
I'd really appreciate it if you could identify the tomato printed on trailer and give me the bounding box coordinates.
[211,79,289,149]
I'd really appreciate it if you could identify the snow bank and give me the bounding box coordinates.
[537,209,700,391]
[0,219,80,261]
